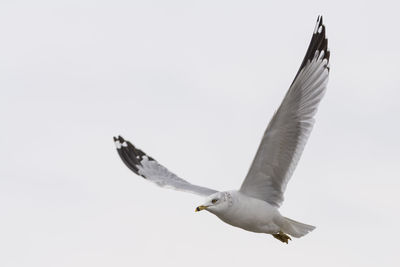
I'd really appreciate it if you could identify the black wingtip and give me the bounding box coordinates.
[113,136,155,178]
[291,16,330,85]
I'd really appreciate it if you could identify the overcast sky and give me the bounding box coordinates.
[1,0,399,266]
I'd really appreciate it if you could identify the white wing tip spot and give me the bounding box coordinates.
[314,16,322,33]
[115,141,122,149]
[115,140,128,149]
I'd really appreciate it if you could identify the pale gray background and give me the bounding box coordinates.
[1,0,399,266]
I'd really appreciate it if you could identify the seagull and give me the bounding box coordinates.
[114,16,329,243]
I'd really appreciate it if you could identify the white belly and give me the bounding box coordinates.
[212,191,282,234]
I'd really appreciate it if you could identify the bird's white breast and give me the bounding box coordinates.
[213,191,281,234]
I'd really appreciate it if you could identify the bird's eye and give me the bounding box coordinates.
[211,199,218,204]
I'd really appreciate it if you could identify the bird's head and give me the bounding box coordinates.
[195,192,231,215]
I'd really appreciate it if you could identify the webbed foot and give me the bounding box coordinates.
[272,231,292,244]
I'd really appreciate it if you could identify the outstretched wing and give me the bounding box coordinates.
[114,136,218,196]
[240,16,330,207]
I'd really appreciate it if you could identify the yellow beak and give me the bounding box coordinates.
[195,205,207,212]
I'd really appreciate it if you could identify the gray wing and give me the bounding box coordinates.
[239,16,330,207]
[114,136,217,196]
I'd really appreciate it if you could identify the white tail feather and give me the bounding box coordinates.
[281,217,316,238]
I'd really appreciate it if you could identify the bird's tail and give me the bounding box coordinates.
[280,217,316,238]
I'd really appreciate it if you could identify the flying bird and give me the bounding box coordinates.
[114,16,330,243]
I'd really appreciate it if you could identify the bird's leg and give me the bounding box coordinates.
[272,231,292,244]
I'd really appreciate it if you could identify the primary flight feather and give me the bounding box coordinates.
[114,16,330,243]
